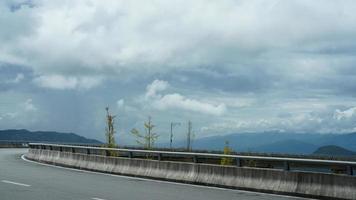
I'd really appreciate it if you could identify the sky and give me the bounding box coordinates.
[1,0,356,144]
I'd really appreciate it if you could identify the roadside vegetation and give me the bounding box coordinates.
[130,116,159,149]
[102,107,356,166]
[220,141,233,165]
[104,107,118,156]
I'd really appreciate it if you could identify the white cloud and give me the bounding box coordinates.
[3,112,18,119]
[200,105,356,135]
[6,73,25,84]
[145,79,169,98]
[334,107,356,120]
[78,76,103,90]
[13,73,24,83]
[23,98,37,111]
[0,99,38,121]
[145,79,226,116]
[33,75,102,90]
[0,97,41,128]
[117,99,125,108]
[34,75,77,89]
[154,93,227,116]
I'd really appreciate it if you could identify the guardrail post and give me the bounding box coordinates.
[128,152,133,158]
[71,147,75,154]
[346,166,353,175]
[59,147,63,152]
[283,161,290,171]
[105,150,110,156]
[87,148,90,155]
[193,155,198,163]
[49,146,53,151]
[158,153,162,161]
[236,158,242,167]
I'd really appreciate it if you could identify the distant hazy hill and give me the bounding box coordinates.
[0,129,102,144]
[175,132,321,151]
[172,132,356,155]
[316,133,356,151]
[250,140,318,154]
[313,145,356,157]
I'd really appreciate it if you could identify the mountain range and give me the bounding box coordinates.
[173,132,356,155]
[0,129,102,144]
[2,129,356,156]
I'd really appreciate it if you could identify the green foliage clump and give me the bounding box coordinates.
[130,116,159,149]
[221,141,233,165]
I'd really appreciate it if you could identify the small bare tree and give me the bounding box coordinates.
[105,107,117,153]
[130,116,159,149]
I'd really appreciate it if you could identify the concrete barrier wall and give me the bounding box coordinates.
[26,149,356,200]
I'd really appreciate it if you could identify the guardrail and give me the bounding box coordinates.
[0,140,102,148]
[29,143,356,176]
[0,141,29,148]
[0,140,101,146]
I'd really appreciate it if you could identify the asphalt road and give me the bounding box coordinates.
[0,149,311,200]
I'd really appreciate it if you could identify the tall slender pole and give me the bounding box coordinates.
[187,121,192,151]
[170,123,173,149]
[148,116,151,149]
[170,122,180,150]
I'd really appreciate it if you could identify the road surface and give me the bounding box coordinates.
[0,149,311,200]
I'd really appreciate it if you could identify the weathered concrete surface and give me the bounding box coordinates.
[26,149,356,200]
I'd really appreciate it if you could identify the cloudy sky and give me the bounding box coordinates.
[1,0,356,144]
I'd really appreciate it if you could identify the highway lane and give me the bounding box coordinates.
[0,149,312,200]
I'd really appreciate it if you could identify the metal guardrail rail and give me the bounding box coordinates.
[0,140,29,148]
[29,143,356,176]
[0,140,101,145]
[0,140,101,148]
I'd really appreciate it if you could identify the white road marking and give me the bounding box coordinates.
[92,198,107,200]
[21,155,313,200]
[1,180,31,187]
